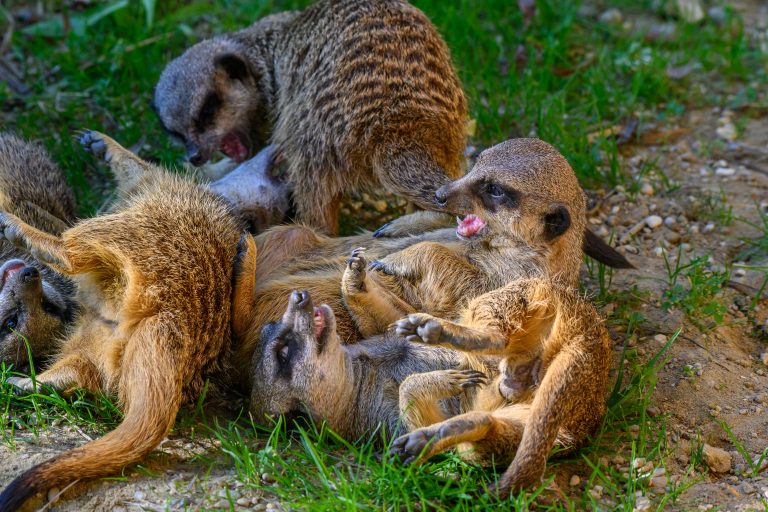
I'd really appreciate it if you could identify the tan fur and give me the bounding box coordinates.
[231,139,588,385]
[248,289,481,440]
[0,132,245,511]
[0,134,78,370]
[391,281,611,497]
[154,0,467,233]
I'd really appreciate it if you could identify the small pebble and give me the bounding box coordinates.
[715,166,735,176]
[599,8,623,24]
[640,182,654,196]
[569,474,581,486]
[237,497,250,506]
[645,215,663,229]
[663,216,677,227]
[133,490,146,501]
[703,444,732,473]
[761,352,768,366]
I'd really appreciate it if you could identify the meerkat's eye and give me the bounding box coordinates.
[3,314,18,332]
[195,93,222,131]
[485,182,505,198]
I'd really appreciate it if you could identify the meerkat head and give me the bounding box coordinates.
[249,290,340,424]
[0,259,75,370]
[434,138,587,282]
[153,37,271,166]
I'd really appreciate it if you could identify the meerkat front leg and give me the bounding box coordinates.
[79,130,159,198]
[391,404,529,465]
[399,369,487,430]
[342,247,415,336]
[7,353,103,395]
[0,212,71,273]
[395,280,557,359]
[372,211,455,238]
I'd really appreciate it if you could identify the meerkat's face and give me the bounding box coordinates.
[154,42,270,166]
[0,259,72,370]
[249,290,337,423]
[434,161,576,251]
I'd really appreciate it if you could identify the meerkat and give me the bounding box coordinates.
[0,131,252,511]
[390,281,611,497]
[339,138,588,336]
[250,289,492,440]
[153,0,467,234]
[323,139,611,496]
[0,134,78,370]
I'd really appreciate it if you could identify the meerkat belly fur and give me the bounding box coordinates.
[0,131,251,511]
[0,134,78,370]
[154,0,467,233]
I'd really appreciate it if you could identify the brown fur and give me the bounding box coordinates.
[391,282,611,497]
[0,134,78,370]
[231,139,590,385]
[249,289,479,440]
[154,0,467,233]
[0,131,246,511]
[322,139,611,496]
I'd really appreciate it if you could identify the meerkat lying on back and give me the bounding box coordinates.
[250,289,491,440]
[154,0,467,233]
[0,131,251,511]
[0,134,78,370]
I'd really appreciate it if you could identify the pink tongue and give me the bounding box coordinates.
[457,214,487,238]
[313,308,326,338]
[220,134,248,162]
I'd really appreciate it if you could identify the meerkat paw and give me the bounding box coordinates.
[443,369,488,394]
[0,212,25,249]
[395,313,444,344]
[6,376,35,394]
[78,130,110,162]
[342,247,367,294]
[390,427,439,465]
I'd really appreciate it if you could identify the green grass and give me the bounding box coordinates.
[2,0,765,213]
[2,0,766,509]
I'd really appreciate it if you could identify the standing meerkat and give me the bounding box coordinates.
[0,134,78,370]
[153,0,468,233]
[0,131,252,511]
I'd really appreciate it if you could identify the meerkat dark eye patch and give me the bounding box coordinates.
[194,93,221,132]
[214,53,250,81]
[474,180,519,212]
[543,205,571,240]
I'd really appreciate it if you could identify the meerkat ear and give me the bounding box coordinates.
[232,232,258,339]
[214,53,250,81]
[543,205,570,240]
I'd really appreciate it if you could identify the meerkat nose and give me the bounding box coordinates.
[291,290,309,307]
[435,186,448,206]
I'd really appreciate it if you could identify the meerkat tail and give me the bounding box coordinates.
[0,324,183,512]
[582,228,634,269]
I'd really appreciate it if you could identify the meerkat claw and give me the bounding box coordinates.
[390,429,435,464]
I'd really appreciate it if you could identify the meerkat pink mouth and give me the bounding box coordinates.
[219,133,249,162]
[313,306,327,339]
[456,214,487,239]
[0,259,26,290]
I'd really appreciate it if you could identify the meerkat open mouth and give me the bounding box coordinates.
[313,306,327,339]
[0,259,26,290]
[313,304,335,350]
[220,133,249,162]
[456,214,488,239]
